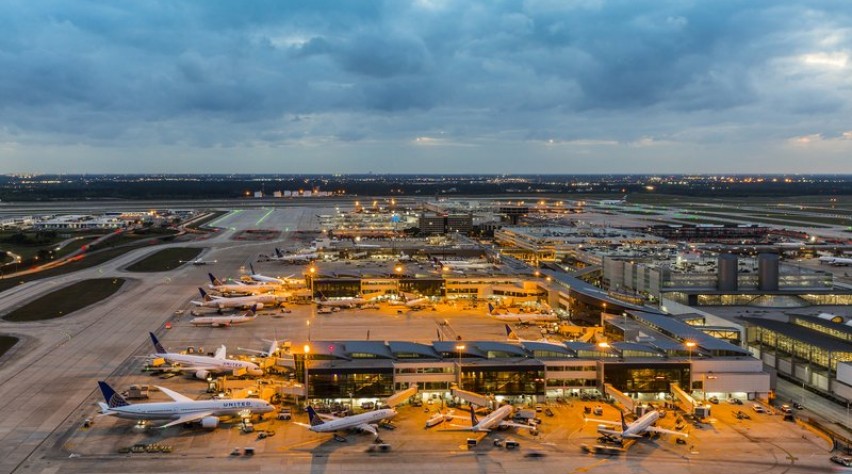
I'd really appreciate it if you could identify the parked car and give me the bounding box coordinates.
[708,396,719,404]
[792,402,804,410]
[752,404,766,413]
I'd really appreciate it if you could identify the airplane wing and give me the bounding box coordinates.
[645,426,688,437]
[584,418,621,426]
[356,423,378,437]
[156,385,194,403]
[497,420,539,431]
[159,411,216,428]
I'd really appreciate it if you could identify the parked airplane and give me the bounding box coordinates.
[316,296,366,308]
[504,324,552,343]
[443,404,539,433]
[247,263,296,285]
[190,305,258,327]
[587,410,687,444]
[488,304,559,323]
[270,248,318,263]
[148,332,263,379]
[180,258,218,265]
[192,288,279,311]
[819,256,852,266]
[97,381,273,429]
[389,292,432,310]
[208,273,279,295]
[298,406,397,440]
[238,338,281,358]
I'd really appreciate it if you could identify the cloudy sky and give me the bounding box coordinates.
[1,0,851,174]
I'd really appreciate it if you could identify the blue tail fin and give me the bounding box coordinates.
[198,288,210,300]
[306,406,324,426]
[98,381,129,408]
[505,324,516,339]
[488,303,495,314]
[208,273,220,285]
[620,411,628,431]
[470,405,479,426]
[275,248,283,258]
[149,332,166,354]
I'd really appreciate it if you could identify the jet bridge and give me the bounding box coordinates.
[603,383,635,413]
[670,383,698,413]
[451,387,493,408]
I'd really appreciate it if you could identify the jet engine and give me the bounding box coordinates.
[195,369,211,380]
[253,303,265,310]
[200,416,220,429]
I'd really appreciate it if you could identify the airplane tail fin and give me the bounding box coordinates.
[250,263,256,275]
[620,411,628,432]
[306,406,325,426]
[214,345,227,360]
[208,273,220,286]
[198,288,211,301]
[149,332,166,354]
[246,304,258,316]
[469,405,479,426]
[505,324,519,340]
[488,303,495,314]
[275,248,283,258]
[98,381,130,409]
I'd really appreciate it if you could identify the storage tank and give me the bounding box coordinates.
[758,253,780,291]
[717,254,738,291]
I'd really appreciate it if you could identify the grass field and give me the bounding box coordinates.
[2,278,126,322]
[125,247,202,272]
[0,335,18,359]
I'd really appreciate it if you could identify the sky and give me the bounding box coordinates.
[1,0,851,174]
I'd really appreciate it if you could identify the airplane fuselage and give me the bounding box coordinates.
[310,408,397,433]
[109,399,273,421]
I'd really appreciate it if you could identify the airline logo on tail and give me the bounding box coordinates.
[198,288,212,301]
[505,324,519,340]
[98,381,130,409]
[149,332,166,354]
[306,407,325,427]
[488,303,495,314]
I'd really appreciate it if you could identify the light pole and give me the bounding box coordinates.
[597,341,610,391]
[303,344,311,409]
[456,344,465,389]
[306,320,311,342]
[308,265,316,300]
[601,302,607,328]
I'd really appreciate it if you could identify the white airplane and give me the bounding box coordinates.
[270,247,319,263]
[587,410,687,444]
[488,304,559,323]
[316,296,366,308]
[148,332,263,379]
[389,292,432,310]
[443,404,539,433]
[207,273,279,295]
[504,324,552,343]
[820,256,852,266]
[435,258,494,271]
[247,263,296,285]
[190,305,258,327]
[298,406,397,440]
[192,288,279,311]
[238,338,281,358]
[97,381,273,429]
[180,258,218,265]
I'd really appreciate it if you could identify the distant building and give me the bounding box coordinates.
[418,213,472,235]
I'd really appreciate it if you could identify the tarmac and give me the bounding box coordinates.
[0,205,841,473]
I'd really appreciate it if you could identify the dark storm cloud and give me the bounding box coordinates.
[0,0,851,172]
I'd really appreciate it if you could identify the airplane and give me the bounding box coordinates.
[389,292,432,310]
[819,256,852,266]
[207,273,279,295]
[96,381,273,429]
[504,324,553,343]
[316,296,366,308]
[587,410,688,445]
[270,247,319,263]
[192,288,280,311]
[247,263,296,285]
[443,404,539,434]
[147,332,263,380]
[434,258,494,271]
[297,406,397,441]
[488,304,559,323]
[238,338,281,358]
[179,258,218,266]
[190,305,258,327]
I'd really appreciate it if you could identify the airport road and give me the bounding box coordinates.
[0,207,315,473]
